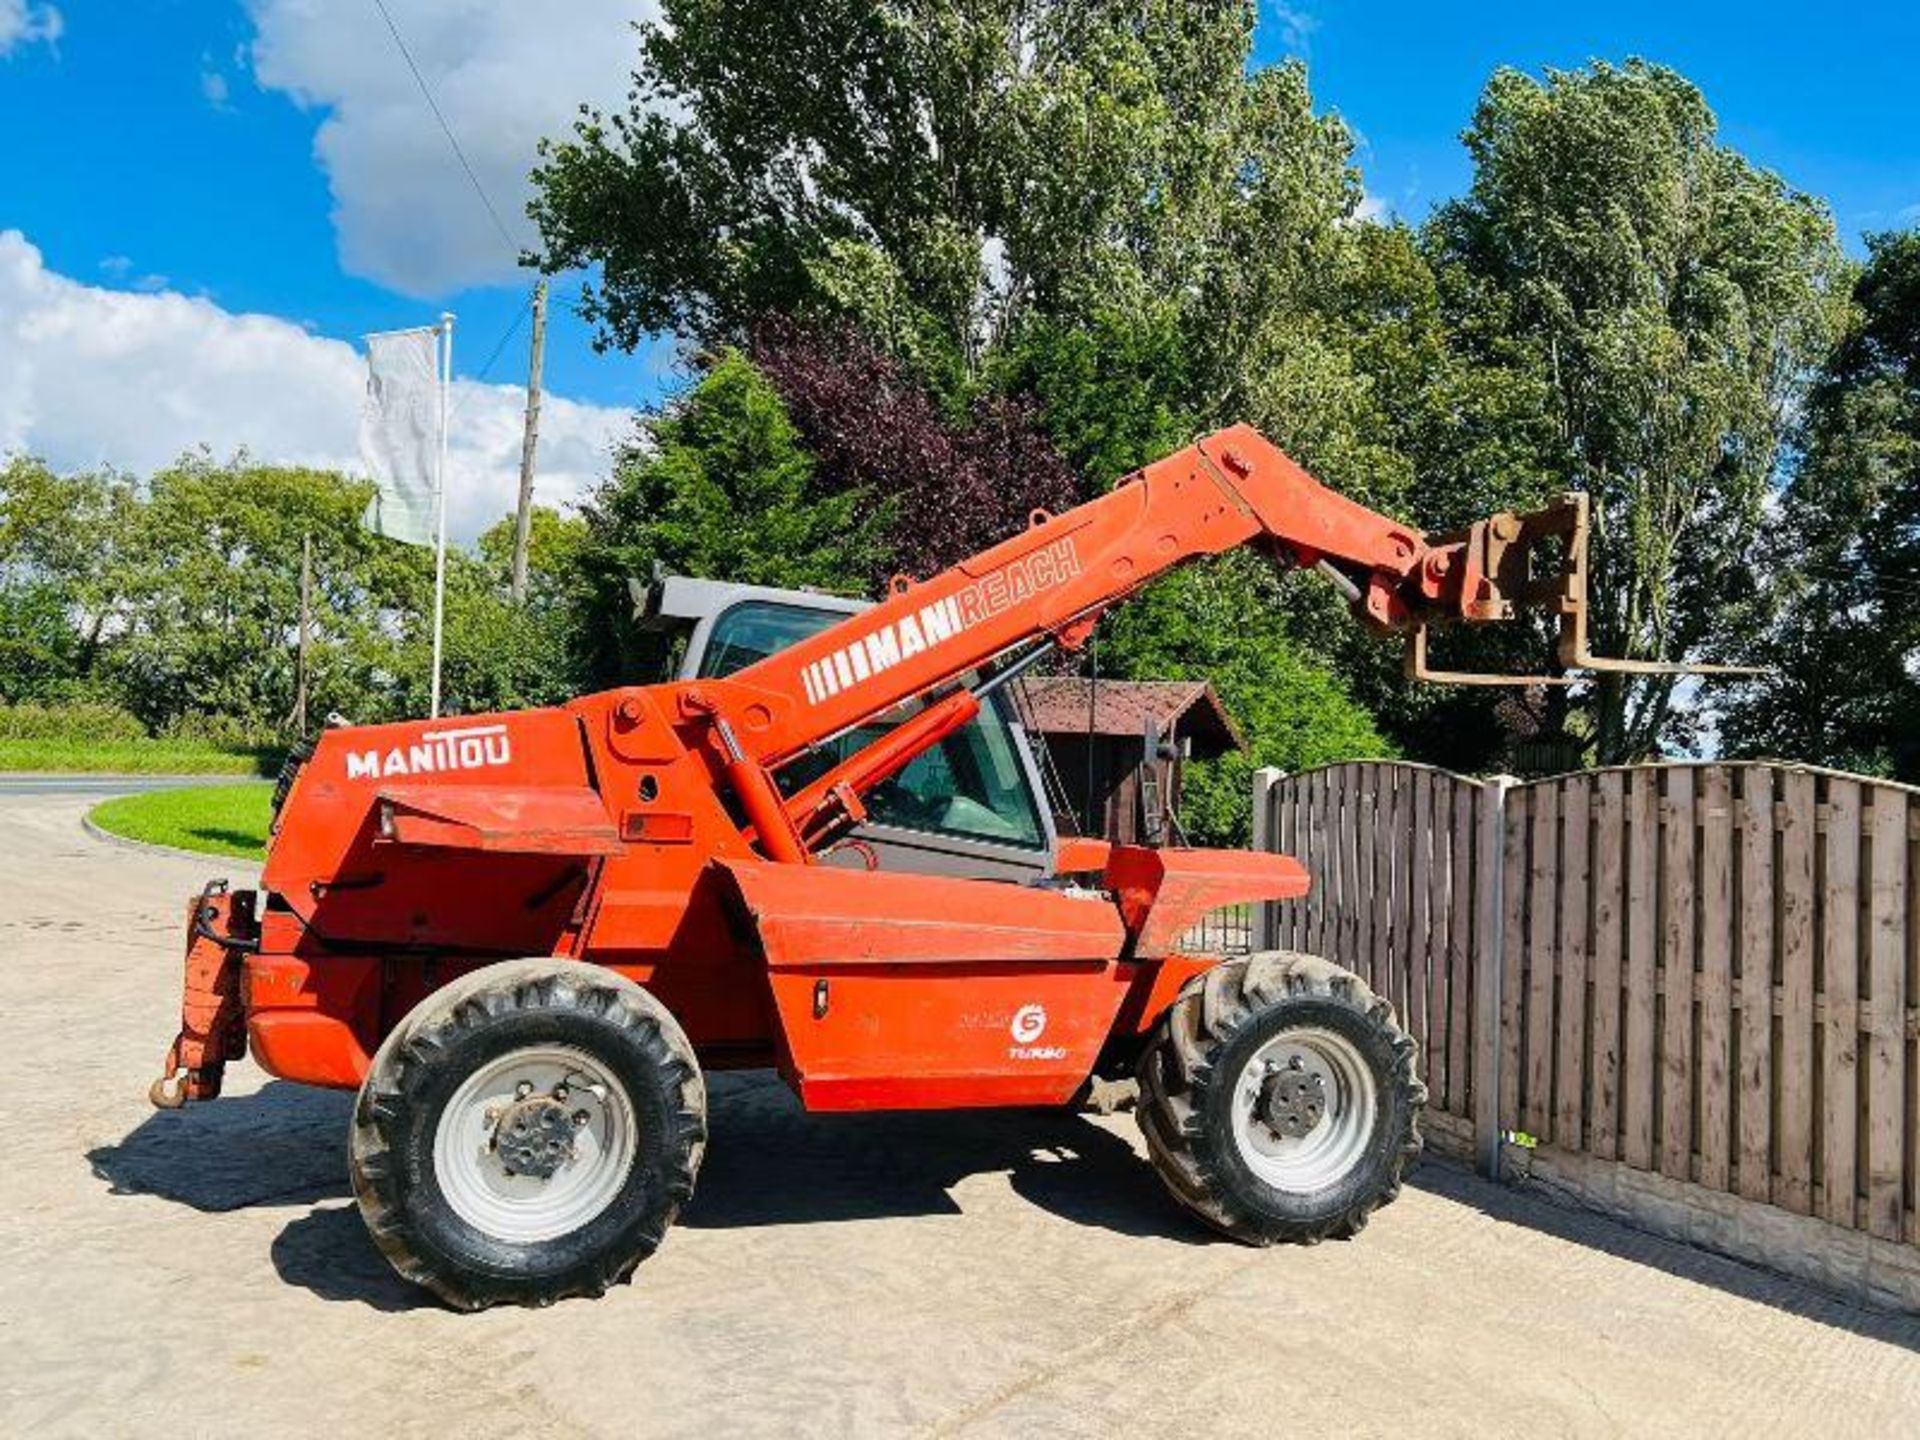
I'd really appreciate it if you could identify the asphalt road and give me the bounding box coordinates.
[0,771,252,798]
[4,787,1919,1437]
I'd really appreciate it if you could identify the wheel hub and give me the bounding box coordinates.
[1257,1058,1328,1139]
[490,1094,582,1180]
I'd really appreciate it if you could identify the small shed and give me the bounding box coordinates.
[1011,678,1245,845]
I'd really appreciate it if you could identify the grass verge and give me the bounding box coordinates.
[0,739,278,775]
[89,783,274,860]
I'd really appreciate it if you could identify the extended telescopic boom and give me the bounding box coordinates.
[671,424,1626,860]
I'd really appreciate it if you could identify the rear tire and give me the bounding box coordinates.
[1137,951,1423,1244]
[348,959,706,1310]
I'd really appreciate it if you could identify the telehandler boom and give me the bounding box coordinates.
[154,425,1606,1309]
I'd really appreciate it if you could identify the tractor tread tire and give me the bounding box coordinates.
[348,959,706,1311]
[1137,950,1424,1246]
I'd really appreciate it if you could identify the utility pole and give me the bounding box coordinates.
[292,531,312,737]
[510,279,549,604]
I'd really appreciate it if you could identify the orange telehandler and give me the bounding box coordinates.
[151,425,1632,1308]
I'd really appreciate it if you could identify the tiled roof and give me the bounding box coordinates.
[1009,677,1245,757]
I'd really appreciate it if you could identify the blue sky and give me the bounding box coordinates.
[1,2,1915,534]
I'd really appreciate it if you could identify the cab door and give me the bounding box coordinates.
[684,594,1059,884]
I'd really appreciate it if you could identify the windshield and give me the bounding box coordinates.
[697,600,1046,850]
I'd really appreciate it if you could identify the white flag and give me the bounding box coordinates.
[358,327,441,546]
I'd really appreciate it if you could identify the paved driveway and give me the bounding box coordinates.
[4,785,1918,1437]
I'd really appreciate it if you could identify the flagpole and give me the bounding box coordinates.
[429,312,454,719]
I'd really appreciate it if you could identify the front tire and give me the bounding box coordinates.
[1137,952,1423,1244]
[349,959,706,1310]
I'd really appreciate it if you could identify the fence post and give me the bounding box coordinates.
[1473,774,1516,1179]
[1251,767,1285,950]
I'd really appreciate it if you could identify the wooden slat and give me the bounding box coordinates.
[1659,767,1697,1182]
[1320,766,1338,955]
[1697,766,1734,1193]
[1866,787,1908,1240]
[1589,771,1625,1162]
[1555,777,1591,1151]
[1409,770,1433,1068]
[1391,769,1414,1023]
[1305,768,1320,960]
[1276,778,1297,948]
[1359,771,1374,990]
[1525,781,1558,1138]
[1382,771,1413,1021]
[1499,786,1529,1131]
[1777,770,1816,1214]
[1737,768,1775,1203]
[1820,778,1861,1226]
[1339,765,1362,970]
[1624,769,1659,1171]
[1447,783,1474,1116]
[1427,777,1453,1098]
[1375,769,1400,1011]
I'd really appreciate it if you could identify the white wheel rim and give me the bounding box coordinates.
[432,1044,638,1244]
[1230,1025,1377,1193]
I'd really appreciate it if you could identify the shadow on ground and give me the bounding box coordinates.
[1409,1160,1920,1354]
[88,1072,1206,1311]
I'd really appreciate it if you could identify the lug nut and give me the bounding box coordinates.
[515,1081,533,1099]
[573,1109,590,1128]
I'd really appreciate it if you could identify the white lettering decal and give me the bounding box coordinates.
[342,724,512,781]
[800,538,1083,706]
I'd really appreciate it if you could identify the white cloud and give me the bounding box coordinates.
[200,62,231,110]
[0,0,61,56]
[0,231,626,542]
[1354,191,1388,223]
[1266,2,1317,54]
[244,1,655,297]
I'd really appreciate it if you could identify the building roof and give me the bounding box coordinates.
[1010,677,1245,758]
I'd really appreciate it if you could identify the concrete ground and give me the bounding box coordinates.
[4,785,1919,1438]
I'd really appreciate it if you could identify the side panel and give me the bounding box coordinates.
[264,709,600,955]
[723,860,1131,1109]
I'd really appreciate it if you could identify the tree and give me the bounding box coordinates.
[1720,230,1920,777]
[749,318,1079,578]
[574,350,889,683]
[0,458,140,701]
[531,4,1333,379]
[1427,61,1849,761]
[0,451,586,735]
[100,455,420,735]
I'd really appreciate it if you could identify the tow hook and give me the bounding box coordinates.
[149,1040,190,1110]
[149,880,256,1110]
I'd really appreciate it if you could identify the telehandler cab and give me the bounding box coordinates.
[153,426,1622,1309]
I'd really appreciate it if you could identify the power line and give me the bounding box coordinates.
[448,286,538,423]
[364,0,547,421]
[368,0,522,259]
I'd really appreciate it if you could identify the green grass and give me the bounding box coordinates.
[0,738,277,775]
[89,783,274,859]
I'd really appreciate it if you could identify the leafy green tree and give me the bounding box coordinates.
[1427,60,1849,761]
[102,454,414,735]
[574,350,889,683]
[0,458,140,701]
[1721,230,1920,776]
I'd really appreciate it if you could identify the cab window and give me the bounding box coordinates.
[698,601,1046,850]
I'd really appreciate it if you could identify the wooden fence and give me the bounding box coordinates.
[1254,761,1920,1274]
